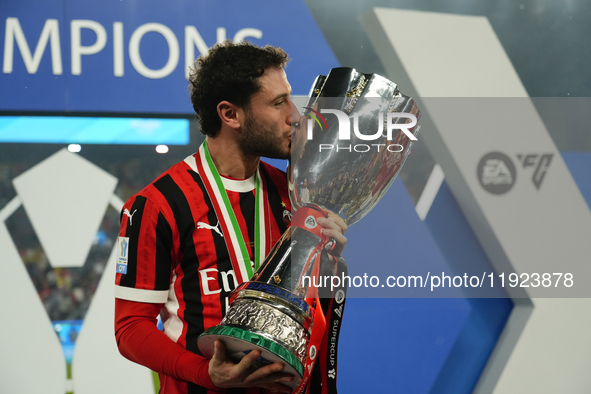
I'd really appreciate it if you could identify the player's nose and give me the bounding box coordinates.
[289,100,300,128]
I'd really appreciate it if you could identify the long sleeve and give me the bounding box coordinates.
[114,298,220,391]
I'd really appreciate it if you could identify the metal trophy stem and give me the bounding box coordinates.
[198,227,314,386]
[198,67,420,389]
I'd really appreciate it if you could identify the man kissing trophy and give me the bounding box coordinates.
[198,67,420,393]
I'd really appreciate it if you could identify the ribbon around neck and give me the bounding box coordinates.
[195,140,267,283]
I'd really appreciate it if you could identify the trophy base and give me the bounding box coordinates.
[198,325,303,389]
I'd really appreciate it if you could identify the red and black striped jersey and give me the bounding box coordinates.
[115,153,291,394]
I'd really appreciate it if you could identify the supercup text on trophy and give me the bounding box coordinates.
[306,109,418,152]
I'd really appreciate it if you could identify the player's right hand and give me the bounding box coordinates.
[208,340,294,393]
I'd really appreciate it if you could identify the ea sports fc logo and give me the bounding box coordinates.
[477,152,517,195]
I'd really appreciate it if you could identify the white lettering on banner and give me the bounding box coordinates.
[184,25,210,79]
[234,28,262,42]
[129,23,179,79]
[113,22,124,76]
[217,27,227,43]
[71,20,107,75]
[3,18,63,74]
[199,268,239,295]
[3,17,263,79]
[184,26,263,78]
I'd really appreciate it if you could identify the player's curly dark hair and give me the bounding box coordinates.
[188,41,290,138]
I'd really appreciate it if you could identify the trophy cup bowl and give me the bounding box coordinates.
[198,67,420,389]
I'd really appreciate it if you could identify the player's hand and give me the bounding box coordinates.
[209,340,294,392]
[317,212,348,257]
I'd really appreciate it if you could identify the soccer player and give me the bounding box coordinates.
[114,41,347,394]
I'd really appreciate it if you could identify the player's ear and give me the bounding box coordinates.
[217,101,242,131]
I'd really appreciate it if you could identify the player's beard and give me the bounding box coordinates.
[239,108,290,160]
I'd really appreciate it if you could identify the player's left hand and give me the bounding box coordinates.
[208,340,293,392]
[316,213,347,258]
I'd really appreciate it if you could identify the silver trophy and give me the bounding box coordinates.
[198,68,420,388]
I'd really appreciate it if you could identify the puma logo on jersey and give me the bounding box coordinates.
[197,221,223,238]
[123,208,137,225]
